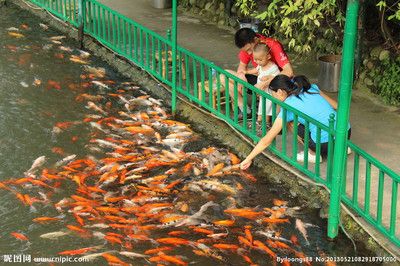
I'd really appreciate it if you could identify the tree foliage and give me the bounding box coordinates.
[235,0,400,55]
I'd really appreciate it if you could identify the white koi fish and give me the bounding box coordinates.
[25,156,46,175]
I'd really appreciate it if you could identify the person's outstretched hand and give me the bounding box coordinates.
[240,158,252,170]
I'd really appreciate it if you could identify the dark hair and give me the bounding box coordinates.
[269,75,314,99]
[235,28,256,48]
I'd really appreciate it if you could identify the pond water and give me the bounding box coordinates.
[0,5,377,266]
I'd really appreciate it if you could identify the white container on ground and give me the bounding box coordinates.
[152,0,172,9]
[317,55,342,92]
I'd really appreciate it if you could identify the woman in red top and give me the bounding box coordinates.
[224,28,293,116]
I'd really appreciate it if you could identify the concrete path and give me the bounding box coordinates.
[98,0,399,254]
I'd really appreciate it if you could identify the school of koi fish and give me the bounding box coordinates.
[0,22,335,266]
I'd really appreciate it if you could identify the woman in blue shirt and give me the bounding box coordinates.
[241,75,351,169]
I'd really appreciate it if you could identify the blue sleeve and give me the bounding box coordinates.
[278,109,294,122]
[310,84,320,93]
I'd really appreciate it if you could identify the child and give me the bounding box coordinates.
[245,42,280,123]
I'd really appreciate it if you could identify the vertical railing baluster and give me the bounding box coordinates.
[261,96,266,135]
[233,81,239,123]
[107,11,111,43]
[200,64,205,105]
[364,161,371,213]
[303,121,310,169]
[102,8,106,40]
[352,153,360,204]
[112,14,116,47]
[315,128,321,176]
[224,74,230,117]
[122,20,126,55]
[389,181,398,236]
[271,102,277,148]
[117,17,121,51]
[151,36,156,72]
[134,26,138,61]
[128,23,133,59]
[292,115,298,161]
[193,60,198,99]
[96,4,100,38]
[252,90,257,135]
[216,71,221,112]
[243,85,248,127]
[326,114,335,185]
[145,32,149,67]
[376,170,384,224]
[281,109,287,155]
[185,55,190,93]
[139,28,144,65]
[208,65,213,108]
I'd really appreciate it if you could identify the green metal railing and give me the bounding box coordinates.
[28,0,399,248]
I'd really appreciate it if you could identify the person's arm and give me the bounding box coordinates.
[245,68,258,75]
[237,61,248,75]
[280,63,294,78]
[319,90,338,110]
[267,39,293,77]
[240,118,283,169]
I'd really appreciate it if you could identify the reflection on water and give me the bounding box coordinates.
[0,5,377,266]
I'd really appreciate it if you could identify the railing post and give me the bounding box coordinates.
[78,0,85,49]
[326,113,335,185]
[171,0,177,114]
[328,0,359,240]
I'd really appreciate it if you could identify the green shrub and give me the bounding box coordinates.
[377,58,400,105]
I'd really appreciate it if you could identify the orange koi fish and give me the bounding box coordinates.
[54,53,64,59]
[101,253,129,266]
[253,240,276,259]
[262,218,290,224]
[240,171,257,182]
[244,226,253,244]
[47,80,61,90]
[11,232,29,241]
[212,243,239,251]
[238,236,253,248]
[158,253,188,266]
[168,231,188,237]
[290,235,300,246]
[224,209,263,219]
[8,32,25,38]
[192,227,214,235]
[273,199,288,206]
[156,237,191,246]
[229,152,241,164]
[104,235,123,245]
[58,247,96,255]
[51,147,65,155]
[144,247,173,255]
[73,213,85,226]
[206,163,225,177]
[32,217,61,223]
[86,186,106,194]
[166,179,182,189]
[66,225,87,234]
[0,182,11,190]
[241,254,256,265]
